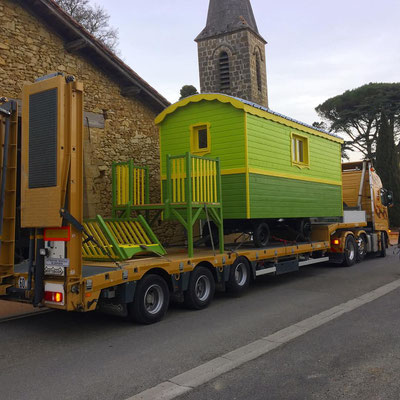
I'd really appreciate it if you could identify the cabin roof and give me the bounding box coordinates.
[155,93,343,144]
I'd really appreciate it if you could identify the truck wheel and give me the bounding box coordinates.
[253,222,270,247]
[379,232,387,258]
[342,235,357,267]
[226,256,250,296]
[184,266,215,310]
[356,234,368,262]
[128,274,170,324]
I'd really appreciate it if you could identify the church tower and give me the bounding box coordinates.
[195,0,268,107]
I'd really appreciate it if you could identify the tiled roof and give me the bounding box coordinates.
[18,0,170,113]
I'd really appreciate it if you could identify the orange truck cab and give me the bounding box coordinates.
[336,160,393,258]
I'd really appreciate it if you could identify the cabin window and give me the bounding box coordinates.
[191,124,211,156]
[219,51,230,90]
[291,133,309,167]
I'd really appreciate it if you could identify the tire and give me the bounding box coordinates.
[298,218,312,241]
[253,221,270,248]
[379,232,387,258]
[184,266,215,310]
[342,235,357,267]
[356,234,368,262]
[226,256,250,296]
[128,274,170,324]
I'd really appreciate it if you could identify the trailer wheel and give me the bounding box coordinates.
[184,266,215,310]
[128,274,170,324]
[342,235,357,267]
[356,234,368,262]
[379,232,387,258]
[253,222,270,248]
[226,256,250,296]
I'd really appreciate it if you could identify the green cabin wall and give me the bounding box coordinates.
[222,174,247,219]
[246,113,342,218]
[246,114,342,183]
[249,174,342,218]
[159,101,245,174]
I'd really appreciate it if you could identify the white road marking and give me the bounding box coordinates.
[127,278,400,400]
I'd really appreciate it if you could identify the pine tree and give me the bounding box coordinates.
[375,113,400,227]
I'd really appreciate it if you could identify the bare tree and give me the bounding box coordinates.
[55,0,119,51]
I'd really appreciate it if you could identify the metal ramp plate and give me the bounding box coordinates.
[82,214,165,261]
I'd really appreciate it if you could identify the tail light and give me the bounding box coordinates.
[44,282,65,305]
[332,239,340,246]
[44,291,63,303]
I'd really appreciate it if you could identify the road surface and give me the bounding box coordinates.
[1,248,400,400]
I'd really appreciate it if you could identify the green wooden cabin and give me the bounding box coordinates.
[155,94,343,227]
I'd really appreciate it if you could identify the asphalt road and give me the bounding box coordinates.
[1,248,400,400]
[179,285,400,400]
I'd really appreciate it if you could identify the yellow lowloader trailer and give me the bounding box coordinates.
[0,76,391,324]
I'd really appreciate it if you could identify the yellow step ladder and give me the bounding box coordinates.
[82,214,165,261]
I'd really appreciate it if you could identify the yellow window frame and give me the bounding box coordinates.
[291,133,310,168]
[190,123,211,156]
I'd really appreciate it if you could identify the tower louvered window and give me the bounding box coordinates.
[219,51,230,90]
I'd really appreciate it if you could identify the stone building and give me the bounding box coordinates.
[196,0,268,108]
[0,0,169,219]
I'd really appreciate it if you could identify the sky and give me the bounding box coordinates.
[95,0,400,159]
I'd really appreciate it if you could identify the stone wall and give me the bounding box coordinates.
[197,29,268,107]
[248,32,268,108]
[0,0,183,243]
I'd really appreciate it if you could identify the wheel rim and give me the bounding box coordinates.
[195,275,211,302]
[234,262,248,286]
[144,284,164,315]
[348,241,355,260]
[358,237,366,256]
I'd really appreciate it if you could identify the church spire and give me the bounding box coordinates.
[196,0,265,43]
[195,0,269,107]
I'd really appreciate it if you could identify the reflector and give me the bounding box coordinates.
[44,291,63,303]
[44,226,71,241]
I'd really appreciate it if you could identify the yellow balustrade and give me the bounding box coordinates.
[169,155,218,204]
[133,167,146,205]
[116,164,130,206]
